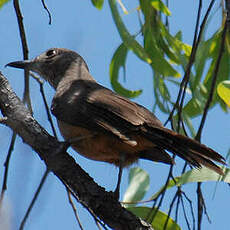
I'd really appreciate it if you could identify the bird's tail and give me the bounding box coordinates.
[144,126,225,175]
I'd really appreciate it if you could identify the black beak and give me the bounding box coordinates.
[5,60,32,69]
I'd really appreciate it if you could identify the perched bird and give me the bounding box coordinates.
[6,48,225,197]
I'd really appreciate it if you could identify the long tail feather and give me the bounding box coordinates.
[143,126,225,174]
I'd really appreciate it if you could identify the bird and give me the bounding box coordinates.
[6,48,225,198]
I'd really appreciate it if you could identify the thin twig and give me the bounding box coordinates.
[197,182,203,230]
[19,169,50,230]
[182,191,196,230]
[13,0,32,113]
[174,191,180,223]
[181,162,188,174]
[41,0,52,24]
[147,161,175,222]
[30,72,57,138]
[30,72,43,84]
[180,195,192,230]
[197,183,212,228]
[175,0,202,133]
[202,195,211,224]
[176,0,203,120]
[66,188,84,230]
[39,85,57,136]
[196,11,228,140]
[165,0,216,131]
[163,188,181,230]
[0,132,17,203]
[94,219,103,230]
[63,182,109,230]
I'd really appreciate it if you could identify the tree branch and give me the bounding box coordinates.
[0,72,153,230]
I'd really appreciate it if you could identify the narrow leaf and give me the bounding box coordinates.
[110,43,142,98]
[91,0,104,10]
[217,80,230,107]
[123,167,149,206]
[152,167,230,200]
[144,28,180,77]
[154,75,171,113]
[127,206,181,230]
[108,0,152,64]
[0,0,9,8]
[150,0,171,16]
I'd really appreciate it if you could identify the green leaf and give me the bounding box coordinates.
[175,31,182,41]
[184,41,230,117]
[183,113,196,138]
[110,43,142,98]
[108,0,152,64]
[183,82,209,118]
[123,167,149,206]
[153,76,171,113]
[160,23,191,58]
[150,0,171,16]
[91,0,104,10]
[152,167,230,200]
[202,30,230,109]
[217,80,230,107]
[127,207,181,230]
[158,78,170,100]
[174,167,230,185]
[193,38,213,90]
[139,6,181,77]
[0,0,10,8]
[144,28,180,77]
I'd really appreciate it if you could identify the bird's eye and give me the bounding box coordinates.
[46,49,56,58]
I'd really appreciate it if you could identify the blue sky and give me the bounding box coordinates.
[0,0,230,230]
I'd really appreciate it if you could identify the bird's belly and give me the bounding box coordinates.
[57,120,154,166]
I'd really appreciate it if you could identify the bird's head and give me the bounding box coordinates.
[6,48,89,89]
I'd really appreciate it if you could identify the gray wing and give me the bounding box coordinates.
[51,80,163,145]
